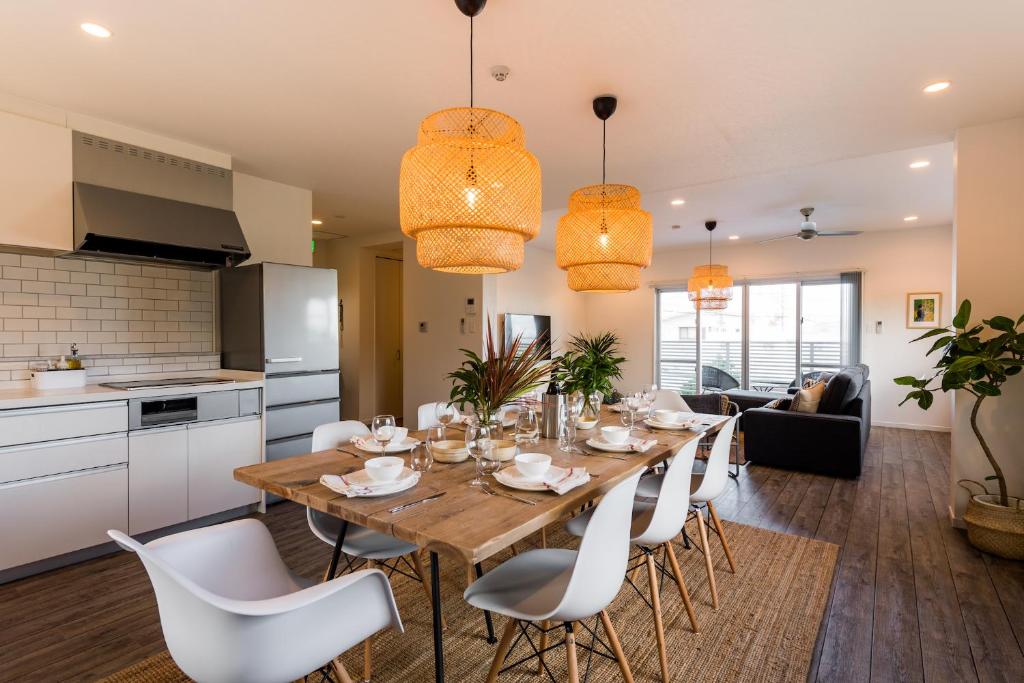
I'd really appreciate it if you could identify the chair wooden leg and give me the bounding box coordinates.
[645,553,671,682]
[486,618,519,683]
[663,542,699,633]
[599,610,634,683]
[537,620,549,675]
[707,501,737,573]
[694,508,719,609]
[565,623,580,683]
[332,658,355,683]
[411,551,447,630]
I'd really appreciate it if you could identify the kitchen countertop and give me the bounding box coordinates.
[0,369,264,410]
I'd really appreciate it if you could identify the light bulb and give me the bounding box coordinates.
[463,187,480,210]
[598,233,609,247]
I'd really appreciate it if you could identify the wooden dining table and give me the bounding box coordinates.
[234,407,728,683]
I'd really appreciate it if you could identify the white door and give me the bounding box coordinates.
[128,426,188,534]
[374,256,403,418]
[187,416,262,520]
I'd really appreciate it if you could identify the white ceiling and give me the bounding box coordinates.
[0,1,1020,243]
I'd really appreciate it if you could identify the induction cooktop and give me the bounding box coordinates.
[99,377,235,391]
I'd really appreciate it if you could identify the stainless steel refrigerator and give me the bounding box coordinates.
[220,263,340,484]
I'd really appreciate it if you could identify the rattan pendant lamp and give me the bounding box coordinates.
[688,220,734,310]
[399,0,541,274]
[555,96,653,292]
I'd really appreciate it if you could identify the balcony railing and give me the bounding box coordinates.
[657,339,841,393]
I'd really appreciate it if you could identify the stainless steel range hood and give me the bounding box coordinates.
[71,132,250,268]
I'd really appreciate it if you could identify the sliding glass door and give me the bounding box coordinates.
[656,274,856,393]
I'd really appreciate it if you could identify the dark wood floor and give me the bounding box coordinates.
[0,427,1021,682]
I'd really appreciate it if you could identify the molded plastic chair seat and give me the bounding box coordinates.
[563,499,655,539]
[308,508,419,560]
[464,548,577,622]
[635,471,702,499]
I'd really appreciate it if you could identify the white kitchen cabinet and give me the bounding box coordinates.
[0,110,73,252]
[0,401,128,448]
[187,416,262,520]
[129,426,188,535]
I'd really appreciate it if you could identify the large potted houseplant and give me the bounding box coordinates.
[555,332,626,426]
[447,319,551,428]
[895,299,1024,559]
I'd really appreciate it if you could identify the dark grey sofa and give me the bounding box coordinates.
[742,365,871,478]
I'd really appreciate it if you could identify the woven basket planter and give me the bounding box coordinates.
[960,480,1024,560]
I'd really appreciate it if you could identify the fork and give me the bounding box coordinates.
[480,481,537,505]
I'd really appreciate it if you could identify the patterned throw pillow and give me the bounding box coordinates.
[764,397,791,410]
[790,380,826,413]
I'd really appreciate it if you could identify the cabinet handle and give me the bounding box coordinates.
[0,432,126,455]
[1,401,128,417]
[0,462,127,490]
[266,357,302,364]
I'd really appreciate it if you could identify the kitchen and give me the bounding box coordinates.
[0,107,338,583]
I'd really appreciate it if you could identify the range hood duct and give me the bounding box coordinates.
[71,132,250,268]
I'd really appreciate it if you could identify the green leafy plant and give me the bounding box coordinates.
[447,319,552,423]
[555,332,626,398]
[895,299,1024,506]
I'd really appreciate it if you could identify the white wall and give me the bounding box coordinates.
[232,173,312,267]
[483,245,589,356]
[951,117,1024,518]
[581,224,954,430]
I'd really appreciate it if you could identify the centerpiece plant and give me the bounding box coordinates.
[895,299,1024,558]
[555,332,626,422]
[447,319,552,426]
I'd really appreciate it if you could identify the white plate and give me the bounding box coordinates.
[585,436,649,453]
[644,417,697,431]
[326,468,419,497]
[494,464,570,491]
[353,436,418,453]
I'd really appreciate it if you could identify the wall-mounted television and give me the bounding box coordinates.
[502,313,552,360]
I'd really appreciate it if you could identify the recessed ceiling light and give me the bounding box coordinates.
[80,22,111,38]
[671,224,681,230]
[904,215,919,222]
[670,199,685,206]
[311,219,323,225]
[909,160,931,169]
[728,235,740,240]
[923,81,951,94]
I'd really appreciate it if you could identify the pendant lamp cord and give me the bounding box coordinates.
[602,119,607,185]
[469,16,474,108]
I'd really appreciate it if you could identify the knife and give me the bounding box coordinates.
[336,447,368,459]
[388,491,446,514]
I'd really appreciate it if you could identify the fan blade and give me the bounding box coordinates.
[758,233,799,244]
[816,231,863,237]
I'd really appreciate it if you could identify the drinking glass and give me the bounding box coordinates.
[621,395,641,438]
[642,384,658,418]
[560,393,583,452]
[424,425,445,449]
[435,402,458,437]
[466,422,495,486]
[371,414,396,452]
[410,442,433,472]
[514,406,539,444]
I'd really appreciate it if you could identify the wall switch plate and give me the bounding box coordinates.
[419,321,428,333]
[468,317,479,334]
[875,320,883,334]
[465,298,477,315]
[460,318,466,334]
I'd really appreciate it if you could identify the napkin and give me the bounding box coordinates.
[544,467,591,495]
[320,472,420,497]
[351,432,409,452]
[628,438,659,452]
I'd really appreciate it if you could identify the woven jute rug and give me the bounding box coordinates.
[101,520,837,682]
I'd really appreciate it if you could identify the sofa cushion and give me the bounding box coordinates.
[790,380,826,413]
[818,368,865,415]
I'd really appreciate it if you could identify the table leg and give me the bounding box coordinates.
[475,562,498,644]
[430,551,446,683]
[326,520,349,580]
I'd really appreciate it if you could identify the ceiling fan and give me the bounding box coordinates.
[759,207,862,243]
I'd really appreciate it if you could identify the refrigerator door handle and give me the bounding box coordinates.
[266,357,303,364]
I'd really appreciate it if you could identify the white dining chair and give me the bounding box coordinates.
[417,401,460,430]
[651,389,691,412]
[637,415,739,609]
[307,419,439,680]
[464,471,643,683]
[108,519,402,683]
[566,438,702,682]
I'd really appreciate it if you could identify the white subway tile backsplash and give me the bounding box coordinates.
[0,251,220,388]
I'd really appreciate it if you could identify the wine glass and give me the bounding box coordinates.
[622,394,641,438]
[514,406,539,444]
[371,414,396,452]
[466,422,494,486]
[435,402,457,437]
[411,442,433,472]
[642,384,658,418]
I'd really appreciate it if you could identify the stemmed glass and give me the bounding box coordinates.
[435,402,458,437]
[622,394,642,439]
[559,392,585,452]
[371,414,396,453]
[642,384,658,419]
[466,422,498,486]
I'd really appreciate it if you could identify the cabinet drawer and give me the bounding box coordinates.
[0,433,127,484]
[265,372,338,407]
[0,463,127,571]
[0,401,128,448]
[265,399,339,441]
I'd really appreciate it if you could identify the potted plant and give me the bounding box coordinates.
[895,299,1024,559]
[447,319,552,429]
[555,332,626,426]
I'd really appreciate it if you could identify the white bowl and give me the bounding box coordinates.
[364,456,405,483]
[515,452,551,481]
[601,426,629,444]
[654,409,681,424]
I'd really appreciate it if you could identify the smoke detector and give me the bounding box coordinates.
[490,65,510,82]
